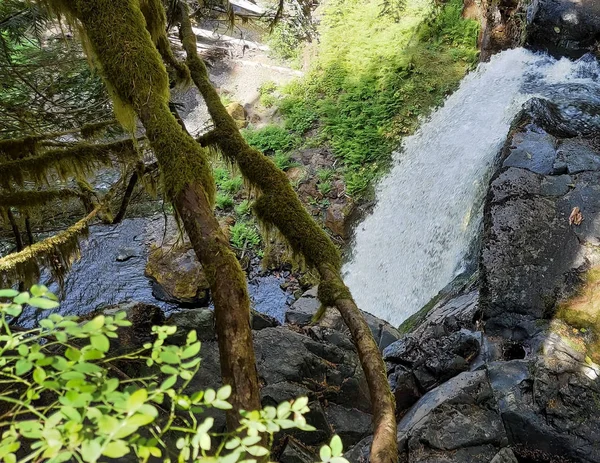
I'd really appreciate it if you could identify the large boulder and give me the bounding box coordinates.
[481,105,600,338]
[527,0,600,58]
[145,243,210,306]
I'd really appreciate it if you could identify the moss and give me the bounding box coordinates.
[80,121,111,139]
[0,208,98,288]
[317,274,352,307]
[0,136,39,160]
[0,139,138,189]
[62,0,214,204]
[554,267,600,362]
[0,189,81,211]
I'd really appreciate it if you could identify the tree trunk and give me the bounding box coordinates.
[112,170,138,224]
[25,215,34,246]
[178,7,398,462]
[6,209,23,252]
[62,0,261,427]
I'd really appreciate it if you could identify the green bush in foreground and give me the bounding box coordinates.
[0,286,348,463]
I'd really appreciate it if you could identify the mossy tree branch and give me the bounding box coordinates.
[0,208,99,288]
[178,5,398,462]
[0,189,82,210]
[0,139,139,189]
[54,0,261,428]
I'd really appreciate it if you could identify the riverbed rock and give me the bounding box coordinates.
[286,287,402,351]
[145,243,210,306]
[526,0,600,58]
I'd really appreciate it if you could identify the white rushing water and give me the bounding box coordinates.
[343,48,599,326]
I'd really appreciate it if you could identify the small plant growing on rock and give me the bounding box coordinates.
[318,180,333,196]
[235,199,252,216]
[0,286,350,463]
[222,176,244,194]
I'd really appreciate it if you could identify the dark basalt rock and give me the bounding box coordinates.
[526,0,600,58]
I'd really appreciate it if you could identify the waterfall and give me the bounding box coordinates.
[343,48,600,326]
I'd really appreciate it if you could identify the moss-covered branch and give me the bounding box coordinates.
[0,120,117,161]
[0,189,82,210]
[0,139,139,189]
[0,208,99,288]
[178,5,398,462]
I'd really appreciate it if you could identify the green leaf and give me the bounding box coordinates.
[30,285,48,297]
[28,297,60,309]
[81,439,102,463]
[217,384,232,400]
[0,289,19,298]
[126,389,148,411]
[246,445,268,457]
[90,334,110,353]
[320,445,332,462]
[160,375,177,391]
[181,342,201,359]
[102,440,130,459]
[83,315,105,333]
[330,435,343,456]
[15,359,33,375]
[159,350,180,364]
[12,292,29,304]
[127,413,155,427]
[33,367,46,384]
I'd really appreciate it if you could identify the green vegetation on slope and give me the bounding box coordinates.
[276,0,480,197]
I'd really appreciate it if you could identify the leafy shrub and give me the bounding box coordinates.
[273,152,299,171]
[278,0,479,197]
[213,167,230,187]
[242,125,299,155]
[318,180,333,196]
[317,168,334,182]
[222,176,244,194]
[234,199,251,216]
[216,192,234,210]
[230,221,261,249]
[0,286,350,463]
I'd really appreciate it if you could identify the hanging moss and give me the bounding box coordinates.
[0,139,138,189]
[80,121,111,139]
[0,189,82,211]
[0,208,98,288]
[0,137,39,161]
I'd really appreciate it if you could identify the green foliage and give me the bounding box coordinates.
[213,166,230,187]
[279,0,480,197]
[222,176,243,194]
[267,23,303,66]
[215,192,234,210]
[242,125,300,155]
[317,168,334,182]
[234,199,251,216]
[230,221,261,250]
[317,180,332,196]
[273,152,298,172]
[0,286,350,463]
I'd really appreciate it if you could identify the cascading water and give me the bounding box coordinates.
[343,48,600,327]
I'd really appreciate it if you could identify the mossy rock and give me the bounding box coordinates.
[554,267,600,362]
[145,243,210,306]
[226,102,248,129]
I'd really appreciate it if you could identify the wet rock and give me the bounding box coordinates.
[145,244,210,306]
[526,97,600,138]
[116,247,137,262]
[278,439,317,463]
[324,404,372,447]
[325,202,354,239]
[527,0,600,58]
[488,359,600,462]
[490,448,518,463]
[166,308,215,342]
[502,129,556,175]
[384,329,481,413]
[397,371,508,462]
[251,309,280,330]
[286,287,402,351]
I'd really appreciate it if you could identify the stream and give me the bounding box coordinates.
[343,48,600,326]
